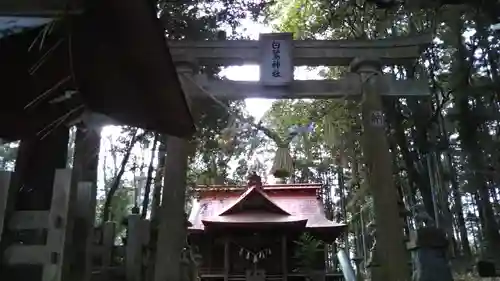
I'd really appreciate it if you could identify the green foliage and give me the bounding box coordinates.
[96,184,133,236]
[263,0,500,265]
[154,0,272,186]
[159,0,270,40]
[0,141,18,170]
[260,99,359,182]
[97,128,140,228]
[293,233,323,273]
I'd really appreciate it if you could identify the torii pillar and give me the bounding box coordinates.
[153,63,196,281]
[351,58,410,281]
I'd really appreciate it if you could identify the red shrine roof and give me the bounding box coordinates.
[188,183,346,238]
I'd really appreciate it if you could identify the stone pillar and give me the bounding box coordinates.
[72,181,95,281]
[351,57,410,281]
[126,214,142,281]
[101,221,116,269]
[407,227,453,281]
[0,171,11,245]
[153,63,195,281]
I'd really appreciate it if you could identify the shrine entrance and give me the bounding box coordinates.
[229,232,282,275]
[190,182,344,281]
[160,32,432,281]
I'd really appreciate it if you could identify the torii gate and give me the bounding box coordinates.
[156,33,432,281]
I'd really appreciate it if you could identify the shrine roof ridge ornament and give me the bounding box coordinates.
[168,33,433,66]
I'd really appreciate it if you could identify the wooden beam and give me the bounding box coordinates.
[169,34,432,66]
[189,74,429,99]
[0,0,83,16]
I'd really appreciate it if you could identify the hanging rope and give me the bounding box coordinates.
[181,73,358,179]
[270,146,294,178]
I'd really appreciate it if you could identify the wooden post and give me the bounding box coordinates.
[352,57,410,281]
[224,237,230,281]
[1,128,69,281]
[282,235,287,281]
[126,214,142,281]
[0,171,11,245]
[153,63,195,281]
[43,169,73,281]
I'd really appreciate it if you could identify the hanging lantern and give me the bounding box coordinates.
[270,146,294,178]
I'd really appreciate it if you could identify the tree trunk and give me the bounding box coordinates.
[451,16,500,261]
[141,133,159,218]
[152,136,167,221]
[145,135,167,281]
[102,128,139,223]
[386,100,435,218]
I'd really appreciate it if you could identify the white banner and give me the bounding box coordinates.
[259,33,293,86]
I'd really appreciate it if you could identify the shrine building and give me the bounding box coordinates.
[188,177,347,281]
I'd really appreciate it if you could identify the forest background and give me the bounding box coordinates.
[1,0,500,276]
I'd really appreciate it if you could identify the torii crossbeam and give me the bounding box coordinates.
[169,33,432,66]
[176,33,432,99]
